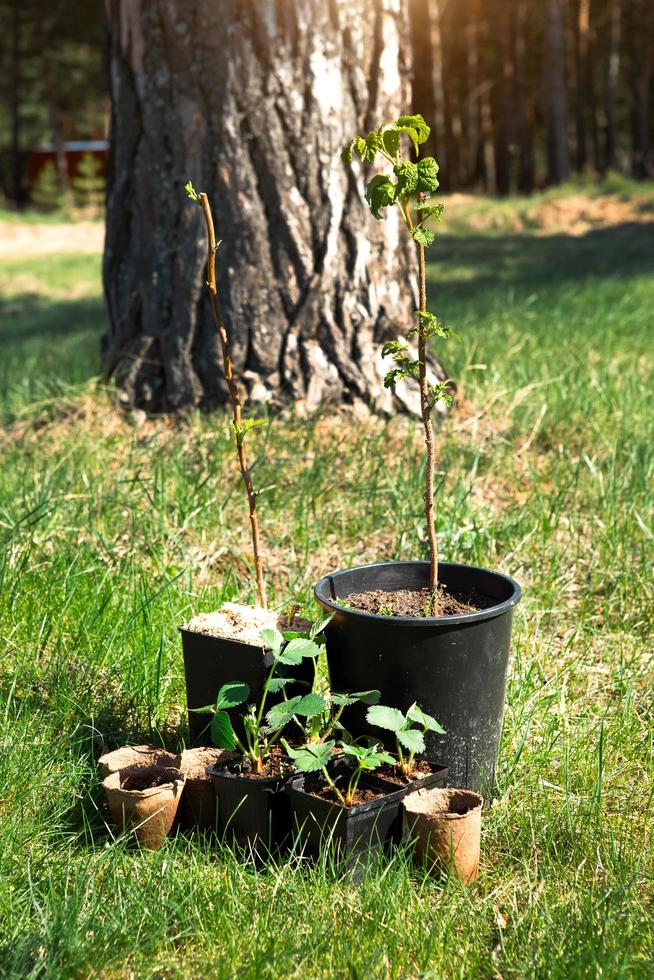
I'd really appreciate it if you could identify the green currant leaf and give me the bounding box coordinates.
[394,161,418,196]
[416,157,440,192]
[396,114,430,145]
[412,225,436,247]
[365,175,396,219]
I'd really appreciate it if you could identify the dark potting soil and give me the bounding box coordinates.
[120,766,181,791]
[375,760,434,785]
[217,745,294,780]
[344,585,487,617]
[309,782,385,807]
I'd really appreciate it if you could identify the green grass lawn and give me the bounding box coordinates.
[0,198,653,978]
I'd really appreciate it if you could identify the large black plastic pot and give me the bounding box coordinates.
[208,764,293,854]
[180,628,313,746]
[287,774,406,863]
[314,561,521,794]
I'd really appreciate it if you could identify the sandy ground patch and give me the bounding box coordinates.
[0,220,104,257]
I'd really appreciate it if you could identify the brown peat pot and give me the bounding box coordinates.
[403,787,483,883]
[314,561,521,795]
[102,765,185,850]
[179,628,314,746]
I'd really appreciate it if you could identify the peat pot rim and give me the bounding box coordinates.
[102,768,185,800]
[314,560,521,627]
[404,787,484,820]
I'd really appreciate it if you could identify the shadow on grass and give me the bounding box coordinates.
[0,294,103,417]
[0,294,103,348]
[430,220,654,310]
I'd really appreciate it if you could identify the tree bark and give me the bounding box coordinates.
[573,0,591,172]
[605,0,622,171]
[514,0,534,191]
[409,0,437,160]
[464,0,485,188]
[103,0,447,416]
[10,0,23,206]
[490,0,513,195]
[631,0,654,177]
[543,0,570,184]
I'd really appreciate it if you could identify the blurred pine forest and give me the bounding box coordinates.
[1,0,653,203]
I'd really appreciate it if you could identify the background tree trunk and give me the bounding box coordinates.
[631,0,654,177]
[605,0,622,171]
[490,0,513,195]
[514,0,534,191]
[543,0,570,184]
[10,0,24,206]
[409,0,437,161]
[573,0,591,172]
[103,0,446,415]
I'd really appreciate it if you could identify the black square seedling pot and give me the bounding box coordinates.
[286,774,407,866]
[371,762,449,799]
[208,764,293,855]
[180,627,313,746]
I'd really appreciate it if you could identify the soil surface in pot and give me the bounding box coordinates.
[344,586,488,617]
[309,783,386,807]
[376,760,435,785]
[119,766,181,791]
[183,603,311,644]
[217,745,294,780]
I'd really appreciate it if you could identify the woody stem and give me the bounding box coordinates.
[198,193,267,609]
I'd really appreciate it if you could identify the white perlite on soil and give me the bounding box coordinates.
[183,602,310,645]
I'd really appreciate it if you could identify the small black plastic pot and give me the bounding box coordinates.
[180,627,313,746]
[286,774,406,864]
[314,561,521,795]
[371,762,449,798]
[207,762,294,854]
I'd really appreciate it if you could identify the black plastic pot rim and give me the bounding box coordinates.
[314,560,522,627]
[178,624,266,651]
[207,764,294,787]
[287,776,406,815]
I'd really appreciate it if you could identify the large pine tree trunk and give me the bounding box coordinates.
[103,0,446,415]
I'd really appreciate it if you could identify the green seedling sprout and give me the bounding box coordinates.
[285,740,394,807]
[342,115,461,610]
[366,702,445,778]
[191,626,323,773]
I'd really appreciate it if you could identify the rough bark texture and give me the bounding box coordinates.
[103,0,446,415]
